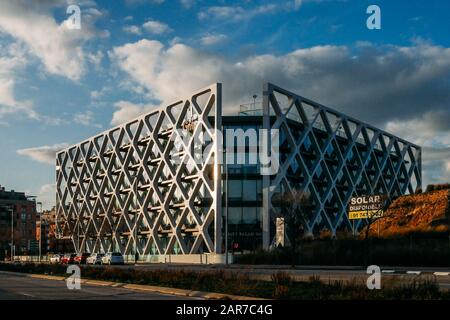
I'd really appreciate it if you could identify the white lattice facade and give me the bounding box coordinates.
[56,83,421,259]
[56,84,223,261]
[261,83,422,245]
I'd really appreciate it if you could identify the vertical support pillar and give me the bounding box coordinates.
[262,83,271,250]
[418,148,422,192]
[214,83,223,254]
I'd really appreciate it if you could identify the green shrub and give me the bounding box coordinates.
[425,183,450,193]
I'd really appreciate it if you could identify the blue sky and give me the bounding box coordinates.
[1,0,450,209]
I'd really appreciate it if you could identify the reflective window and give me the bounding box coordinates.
[242,207,257,223]
[229,180,242,200]
[256,180,263,200]
[229,207,242,224]
[243,180,257,201]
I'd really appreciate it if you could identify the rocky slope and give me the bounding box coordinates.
[365,189,450,238]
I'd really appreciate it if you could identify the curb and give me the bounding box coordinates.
[29,274,66,281]
[122,284,258,300]
[381,270,450,276]
[4,271,263,300]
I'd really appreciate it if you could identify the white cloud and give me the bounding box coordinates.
[0,1,104,81]
[109,40,164,97]
[142,20,172,34]
[0,42,38,121]
[109,40,450,121]
[180,0,196,8]
[0,79,37,121]
[385,111,450,147]
[109,39,450,185]
[123,25,142,35]
[421,149,450,187]
[386,112,450,187]
[39,183,55,195]
[125,0,165,5]
[111,101,156,126]
[37,183,56,210]
[200,34,227,46]
[74,110,101,128]
[87,50,105,69]
[90,86,111,100]
[17,143,69,165]
[0,2,108,123]
[0,43,74,125]
[198,4,278,22]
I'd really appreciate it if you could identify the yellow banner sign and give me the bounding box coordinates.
[349,210,384,220]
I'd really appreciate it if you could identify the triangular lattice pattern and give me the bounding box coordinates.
[56,84,222,256]
[263,83,422,238]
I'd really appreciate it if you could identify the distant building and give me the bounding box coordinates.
[37,208,73,254]
[37,209,52,254]
[0,185,37,258]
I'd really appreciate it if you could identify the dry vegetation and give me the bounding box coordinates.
[364,189,450,238]
[0,263,447,300]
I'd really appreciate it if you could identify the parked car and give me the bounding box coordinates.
[101,252,124,265]
[74,252,91,264]
[86,253,104,265]
[61,253,76,264]
[50,254,64,264]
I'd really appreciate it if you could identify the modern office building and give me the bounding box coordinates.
[56,83,422,262]
[0,185,38,258]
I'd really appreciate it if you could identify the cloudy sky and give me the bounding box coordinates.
[0,0,449,209]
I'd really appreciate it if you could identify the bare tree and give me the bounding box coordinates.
[363,197,391,240]
[272,189,313,266]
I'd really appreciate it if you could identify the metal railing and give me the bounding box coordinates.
[9,255,50,262]
[238,102,263,116]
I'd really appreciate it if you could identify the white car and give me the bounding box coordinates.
[101,252,124,265]
[50,254,63,264]
[86,253,104,265]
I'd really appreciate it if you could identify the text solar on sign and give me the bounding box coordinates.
[348,195,386,220]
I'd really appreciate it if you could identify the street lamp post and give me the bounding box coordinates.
[135,177,138,264]
[10,207,14,262]
[131,172,139,264]
[224,148,229,267]
[37,202,43,262]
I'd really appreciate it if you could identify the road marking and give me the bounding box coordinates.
[382,270,395,273]
[19,292,36,298]
[434,272,450,276]
[406,271,421,275]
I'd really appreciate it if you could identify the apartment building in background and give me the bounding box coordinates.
[37,208,73,254]
[0,185,37,258]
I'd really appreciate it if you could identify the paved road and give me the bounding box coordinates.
[0,272,198,300]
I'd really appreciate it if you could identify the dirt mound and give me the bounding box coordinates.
[365,190,450,238]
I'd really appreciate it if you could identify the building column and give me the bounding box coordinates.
[262,83,271,250]
[214,83,223,254]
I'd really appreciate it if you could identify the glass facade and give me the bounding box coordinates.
[222,121,263,251]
